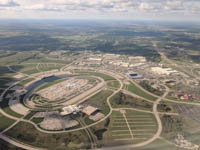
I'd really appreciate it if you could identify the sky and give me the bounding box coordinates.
[0,0,200,21]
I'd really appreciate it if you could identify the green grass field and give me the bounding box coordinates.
[0,139,25,150]
[135,138,178,150]
[18,78,35,85]
[24,111,38,120]
[0,113,15,132]
[102,110,158,147]
[5,121,90,150]
[124,82,157,101]
[84,90,113,115]
[75,71,116,81]
[110,92,153,111]
[31,117,44,124]
[0,99,24,118]
[36,79,66,92]
[37,63,65,72]
[0,79,9,88]
[22,69,40,75]
[107,80,120,89]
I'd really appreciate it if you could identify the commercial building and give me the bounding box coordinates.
[151,67,178,75]
[82,105,99,116]
[127,72,143,79]
[60,105,80,116]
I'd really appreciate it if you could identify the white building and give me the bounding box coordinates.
[151,67,178,75]
[60,105,80,116]
[89,57,102,61]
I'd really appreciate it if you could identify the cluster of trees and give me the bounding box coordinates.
[92,118,110,140]
[113,92,152,109]
[162,115,183,140]
[139,81,163,96]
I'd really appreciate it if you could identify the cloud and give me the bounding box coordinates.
[139,3,152,10]
[0,0,19,7]
[19,0,198,14]
[1,0,200,20]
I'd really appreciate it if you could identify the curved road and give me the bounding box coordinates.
[1,65,200,150]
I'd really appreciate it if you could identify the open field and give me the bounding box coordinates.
[0,113,15,132]
[18,78,35,86]
[0,79,10,88]
[5,121,90,150]
[134,138,178,150]
[12,63,65,75]
[0,139,25,150]
[157,101,174,113]
[83,90,113,116]
[11,63,38,72]
[22,69,41,75]
[0,52,37,66]
[75,71,116,81]
[172,104,200,123]
[0,66,14,76]
[102,110,157,147]
[31,117,44,124]
[124,82,157,101]
[110,92,153,111]
[37,63,65,72]
[161,115,183,141]
[0,99,24,118]
[161,114,200,149]
[24,111,38,120]
[107,80,120,89]
[0,89,4,95]
[36,79,66,92]
[139,80,163,96]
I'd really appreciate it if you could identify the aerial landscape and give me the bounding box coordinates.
[1,0,200,150]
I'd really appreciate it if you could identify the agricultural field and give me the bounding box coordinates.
[0,66,16,88]
[22,63,65,75]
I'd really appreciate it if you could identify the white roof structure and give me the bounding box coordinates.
[151,67,178,75]
[89,57,102,61]
[82,105,98,116]
[60,105,80,116]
